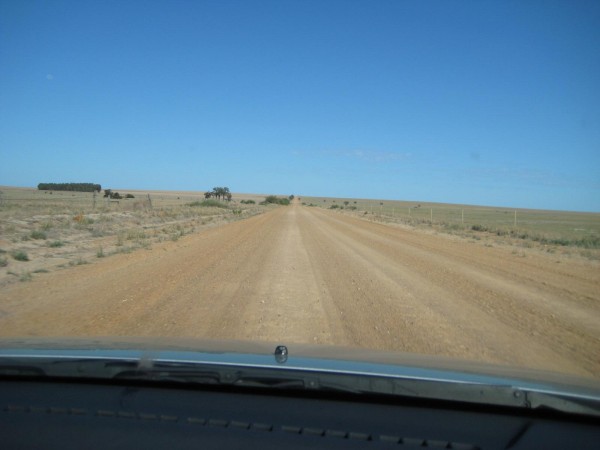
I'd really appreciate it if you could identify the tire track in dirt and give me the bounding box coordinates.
[300,207,599,376]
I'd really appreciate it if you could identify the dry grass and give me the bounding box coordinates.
[0,186,266,286]
[301,195,600,260]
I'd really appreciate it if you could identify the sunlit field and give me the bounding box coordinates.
[301,195,600,253]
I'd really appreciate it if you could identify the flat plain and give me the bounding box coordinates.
[1,188,599,379]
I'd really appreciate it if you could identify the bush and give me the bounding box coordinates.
[240,199,256,204]
[19,271,32,282]
[12,250,29,261]
[264,195,290,205]
[73,214,94,225]
[30,230,47,240]
[329,204,340,209]
[48,240,64,248]
[103,189,123,199]
[125,193,135,199]
[0,256,7,267]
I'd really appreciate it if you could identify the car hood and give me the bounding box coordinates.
[0,336,597,394]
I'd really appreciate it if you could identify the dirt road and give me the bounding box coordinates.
[1,203,599,378]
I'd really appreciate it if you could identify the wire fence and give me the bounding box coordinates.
[0,190,229,213]
[301,197,600,244]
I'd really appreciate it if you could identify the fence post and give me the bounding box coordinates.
[462,209,464,225]
[430,208,433,222]
[93,191,96,210]
[147,194,153,210]
[514,210,517,227]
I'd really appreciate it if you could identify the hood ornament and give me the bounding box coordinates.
[274,345,288,364]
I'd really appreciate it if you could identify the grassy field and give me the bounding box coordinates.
[0,187,267,215]
[300,195,600,252]
[0,186,269,285]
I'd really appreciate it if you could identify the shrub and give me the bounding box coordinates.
[12,250,29,261]
[19,271,32,282]
[73,214,94,225]
[30,230,47,240]
[240,199,256,204]
[264,195,290,205]
[48,240,64,248]
[0,256,7,267]
[126,229,146,240]
[125,193,135,199]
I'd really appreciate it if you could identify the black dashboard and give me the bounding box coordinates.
[2,378,598,449]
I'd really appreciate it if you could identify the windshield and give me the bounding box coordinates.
[0,0,598,386]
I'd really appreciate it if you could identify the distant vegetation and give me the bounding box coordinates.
[469,224,600,249]
[102,189,134,200]
[38,183,101,192]
[204,187,232,201]
[263,195,290,205]
[329,204,356,210]
[302,195,600,253]
[240,200,256,204]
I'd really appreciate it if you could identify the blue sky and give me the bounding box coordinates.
[1,0,599,211]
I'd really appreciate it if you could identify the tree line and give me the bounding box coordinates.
[38,183,101,192]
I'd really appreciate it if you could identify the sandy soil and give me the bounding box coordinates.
[1,201,598,378]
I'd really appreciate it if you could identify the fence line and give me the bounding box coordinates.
[302,197,600,240]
